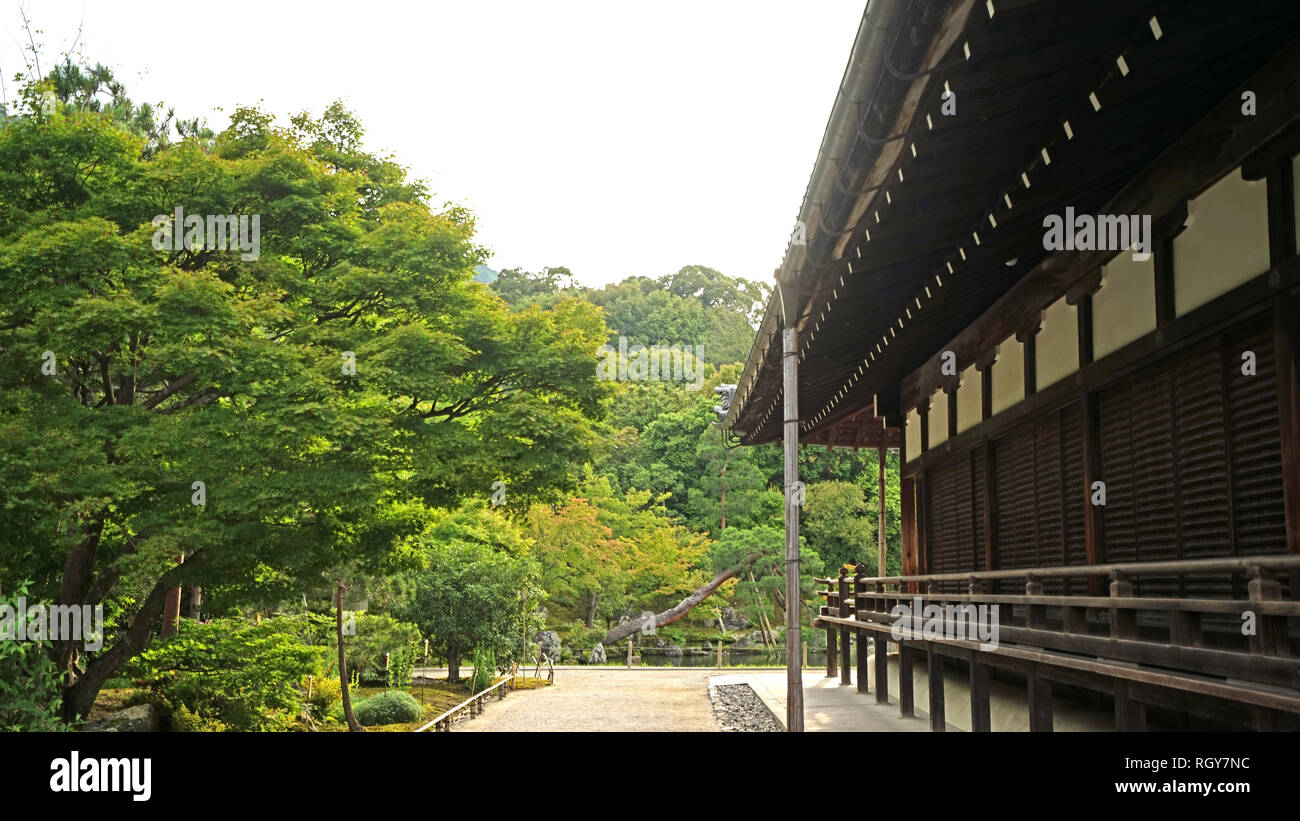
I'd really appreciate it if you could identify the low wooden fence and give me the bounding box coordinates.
[813,554,1300,731]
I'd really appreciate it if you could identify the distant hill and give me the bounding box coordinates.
[474,265,498,284]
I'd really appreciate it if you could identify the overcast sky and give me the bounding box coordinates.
[8,1,865,288]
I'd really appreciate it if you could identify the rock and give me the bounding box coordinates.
[588,643,607,664]
[703,640,713,651]
[532,630,561,661]
[664,644,683,660]
[731,634,754,650]
[82,703,160,733]
[720,607,750,632]
[709,683,782,732]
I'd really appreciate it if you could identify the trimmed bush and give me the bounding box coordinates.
[353,690,423,726]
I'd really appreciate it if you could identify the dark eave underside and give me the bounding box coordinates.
[730,0,1300,446]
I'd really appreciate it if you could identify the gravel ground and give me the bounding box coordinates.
[454,668,720,732]
[708,683,783,732]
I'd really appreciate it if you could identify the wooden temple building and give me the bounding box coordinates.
[724,0,1300,730]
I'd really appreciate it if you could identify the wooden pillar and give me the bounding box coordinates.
[1028,667,1054,732]
[969,658,991,732]
[898,643,914,717]
[1275,294,1300,558]
[874,635,889,705]
[877,445,888,576]
[928,649,946,732]
[1114,682,1146,731]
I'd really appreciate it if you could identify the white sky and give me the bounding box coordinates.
[7,0,865,288]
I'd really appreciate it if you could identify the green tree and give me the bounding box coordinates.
[0,83,607,719]
[398,506,542,682]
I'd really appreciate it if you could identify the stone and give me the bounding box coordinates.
[664,644,683,660]
[82,703,160,733]
[720,607,750,632]
[532,630,561,661]
[588,643,607,664]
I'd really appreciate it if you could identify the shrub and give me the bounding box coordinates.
[171,703,228,733]
[0,584,69,731]
[386,644,415,690]
[126,615,325,731]
[469,644,496,692]
[333,613,421,685]
[305,672,341,721]
[353,690,423,726]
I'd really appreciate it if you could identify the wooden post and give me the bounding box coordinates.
[825,578,838,678]
[1025,576,1045,629]
[928,649,945,731]
[854,568,869,694]
[969,659,990,732]
[878,446,888,576]
[874,635,889,705]
[717,641,723,669]
[898,643,914,717]
[626,638,633,668]
[778,285,805,731]
[1028,667,1054,732]
[838,570,852,686]
[1114,682,1146,731]
[1247,566,1288,656]
[1109,572,1136,639]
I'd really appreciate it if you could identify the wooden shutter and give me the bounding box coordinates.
[1099,316,1284,598]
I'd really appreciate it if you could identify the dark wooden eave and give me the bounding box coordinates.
[727,0,1300,446]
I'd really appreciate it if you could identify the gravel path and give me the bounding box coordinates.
[709,683,782,732]
[454,668,720,732]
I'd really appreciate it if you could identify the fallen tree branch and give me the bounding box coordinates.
[599,554,760,647]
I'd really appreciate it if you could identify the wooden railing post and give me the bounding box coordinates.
[1247,565,1288,656]
[854,568,869,694]
[838,568,852,686]
[1109,572,1137,639]
[825,578,838,678]
[1025,574,1045,629]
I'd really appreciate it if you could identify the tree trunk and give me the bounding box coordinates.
[60,552,201,722]
[447,649,462,683]
[585,591,599,628]
[161,554,184,638]
[600,555,759,647]
[336,583,364,732]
